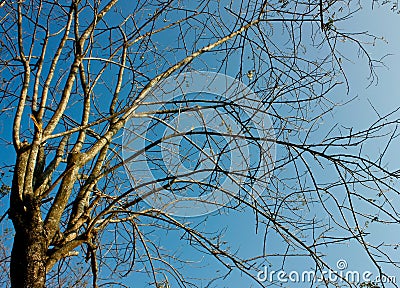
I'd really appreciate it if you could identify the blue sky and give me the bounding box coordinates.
[118,3,400,287]
[1,1,400,287]
[140,4,400,287]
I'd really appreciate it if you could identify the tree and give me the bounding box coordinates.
[0,0,399,287]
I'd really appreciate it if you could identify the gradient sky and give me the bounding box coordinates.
[1,2,400,288]
[124,3,400,287]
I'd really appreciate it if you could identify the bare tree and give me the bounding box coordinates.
[0,0,399,287]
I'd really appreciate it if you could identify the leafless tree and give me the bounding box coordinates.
[0,0,399,287]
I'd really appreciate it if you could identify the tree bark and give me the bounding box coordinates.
[10,216,47,288]
[9,143,47,288]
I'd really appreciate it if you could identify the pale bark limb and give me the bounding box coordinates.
[81,19,261,164]
[13,2,31,150]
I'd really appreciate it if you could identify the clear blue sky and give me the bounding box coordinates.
[1,2,400,288]
[120,3,400,287]
[138,4,400,287]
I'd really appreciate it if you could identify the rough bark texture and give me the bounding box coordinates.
[10,213,47,288]
[9,143,47,288]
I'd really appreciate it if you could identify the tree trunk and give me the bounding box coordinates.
[9,143,47,288]
[10,218,47,288]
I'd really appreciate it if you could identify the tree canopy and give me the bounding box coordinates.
[0,0,399,287]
